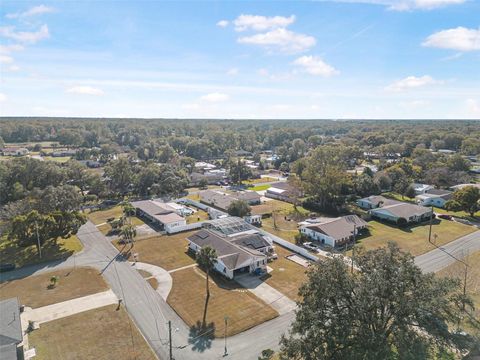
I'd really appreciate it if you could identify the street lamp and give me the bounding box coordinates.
[223,316,229,357]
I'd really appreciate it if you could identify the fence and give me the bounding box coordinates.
[254,227,319,262]
[167,222,205,234]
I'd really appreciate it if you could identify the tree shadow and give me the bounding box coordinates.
[188,321,215,352]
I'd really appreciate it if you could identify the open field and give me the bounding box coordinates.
[262,245,309,302]
[42,156,72,163]
[244,177,277,184]
[28,305,156,360]
[0,234,82,268]
[251,199,309,217]
[437,251,480,337]
[88,206,145,226]
[113,231,196,271]
[167,267,278,337]
[355,219,476,256]
[186,209,210,224]
[0,267,108,308]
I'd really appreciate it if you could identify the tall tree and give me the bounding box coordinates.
[104,158,135,195]
[196,246,218,328]
[227,199,251,218]
[446,186,480,217]
[281,243,477,360]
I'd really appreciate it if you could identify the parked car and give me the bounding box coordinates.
[437,214,452,220]
[303,242,318,251]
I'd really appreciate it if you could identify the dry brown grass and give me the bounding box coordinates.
[167,267,278,337]
[113,231,196,271]
[137,269,151,278]
[28,305,157,360]
[147,277,159,290]
[437,251,480,336]
[186,210,210,224]
[88,206,144,226]
[0,267,108,308]
[262,246,308,302]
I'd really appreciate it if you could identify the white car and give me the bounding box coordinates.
[303,242,318,251]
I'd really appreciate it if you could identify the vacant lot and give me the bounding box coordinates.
[28,305,156,360]
[0,267,108,308]
[355,219,476,256]
[0,234,82,268]
[168,267,278,337]
[262,246,309,302]
[113,231,196,271]
[88,206,144,226]
[437,251,480,337]
[251,184,271,191]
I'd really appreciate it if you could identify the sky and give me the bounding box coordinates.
[0,0,479,119]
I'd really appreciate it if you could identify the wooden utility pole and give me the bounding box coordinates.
[168,320,173,360]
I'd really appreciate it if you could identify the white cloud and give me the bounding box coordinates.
[227,67,239,75]
[233,14,296,32]
[314,0,465,10]
[217,20,229,28]
[466,99,480,116]
[8,65,20,72]
[200,92,230,102]
[293,56,339,77]
[0,44,24,54]
[238,28,316,53]
[423,27,480,52]
[0,25,49,44]
[0,55,14,64]
[6,5,55,19]
[385,75,440,91]
[66,86,105,96]
[0,93,6,102]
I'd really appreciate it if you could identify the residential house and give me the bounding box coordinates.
[299,215,368,248]
[415,189,453,208]
[187,228,273,279]
[356,195,397,210]
[450,183,480,191]
[369,202,433,224]
[412,183,434,195]
[199,190,261,212]
[265,181,303,204]
[194,161,217,172]
[132,200,186,233]
[1,147,29,157]
[189,171,224,186]
[0,298,23,360]
[244,214,262,226]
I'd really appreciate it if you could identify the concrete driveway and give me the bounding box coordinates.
[235,274,296,315]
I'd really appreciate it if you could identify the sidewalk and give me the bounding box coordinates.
[21,289,118,330]
[132,262,173,300]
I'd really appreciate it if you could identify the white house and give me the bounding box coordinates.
[415,189,453,208]
[412,183,434,195]
[369,202,433,224]
[132,200,186,233]
[187,229,271,279]
[356,195,397,210]
[1,147,29,156]
[299,215,367,248]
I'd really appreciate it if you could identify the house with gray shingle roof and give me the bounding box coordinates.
[187,229,273,279]
[299,215,368,248]
[0,298,23,360]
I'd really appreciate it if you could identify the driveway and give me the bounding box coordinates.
[235,274,296,315]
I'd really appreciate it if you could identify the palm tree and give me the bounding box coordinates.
[120,224,137,247]
[121,200,135,225]
[196,246,218,327]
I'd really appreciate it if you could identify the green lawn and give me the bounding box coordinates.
[186,209,210,224]
[0,234,82,268]
[42,156,72,163]
[355,219,476,256]
[88,206,145,226]
[251,184,271,191]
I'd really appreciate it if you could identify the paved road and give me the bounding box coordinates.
[3,222,479,360]
[414,230,480,273]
